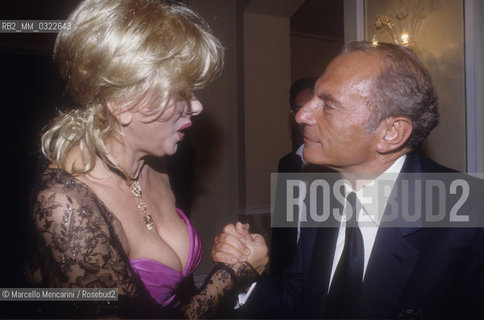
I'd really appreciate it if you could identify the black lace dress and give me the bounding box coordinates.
[27,168,256,318]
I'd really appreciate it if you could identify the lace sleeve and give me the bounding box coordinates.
[28,170,172,318]
[32,188,139,292]
[181,262,260,319]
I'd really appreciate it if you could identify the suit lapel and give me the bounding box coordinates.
[359,153,425,317]
[297,171,340,317]
[359,226,420,317]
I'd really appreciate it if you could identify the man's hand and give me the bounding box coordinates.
[211,222,251,264]
[245,233,269,275]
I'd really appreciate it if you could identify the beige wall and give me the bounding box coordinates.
[366,0,466,172]
[186,0,245,274]
[186,0,302,275]
[185,2,297,274]
[243,12,292,209]
[291,35,343,81]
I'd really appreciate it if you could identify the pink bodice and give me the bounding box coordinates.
[130,209,202,306]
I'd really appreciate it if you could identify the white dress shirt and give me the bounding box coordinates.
[328,154,406,287]
[295,144,307,167]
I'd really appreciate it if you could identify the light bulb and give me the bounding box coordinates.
[371,34,378,46]
[401,32,409,46]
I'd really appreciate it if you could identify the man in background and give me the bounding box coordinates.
[277,77,316,174]
[271,77,316,275]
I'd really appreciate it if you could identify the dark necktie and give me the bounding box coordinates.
[324,192,364,318]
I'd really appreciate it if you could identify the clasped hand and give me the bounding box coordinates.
[211,222,268,275]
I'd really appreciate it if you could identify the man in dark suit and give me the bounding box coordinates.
[212,41,484,318]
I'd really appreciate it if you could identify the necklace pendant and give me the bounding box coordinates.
[131,179,154,231]
[131,180,142,197]
[144,214,154,230]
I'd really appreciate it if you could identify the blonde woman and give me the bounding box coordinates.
[28,0,267,318]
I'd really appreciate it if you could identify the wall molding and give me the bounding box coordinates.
[238,207,271,215]
[291,31,344,43]
[464,0,482,174]
[344,0,366,44]
[356,0,365,40]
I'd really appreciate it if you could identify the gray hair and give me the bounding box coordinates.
[342,41,439,150]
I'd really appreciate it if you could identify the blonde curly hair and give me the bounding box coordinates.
[42,0,223,177]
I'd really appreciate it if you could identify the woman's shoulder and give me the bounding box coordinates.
[34,167,117,226]
[37,167,95,202]
[39,166,79,187]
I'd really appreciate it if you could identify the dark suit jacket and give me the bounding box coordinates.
[271,152,304,275]
[241,153,484,319]
[272,151,335,275]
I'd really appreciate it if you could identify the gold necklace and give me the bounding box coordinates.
[130,179,154,231]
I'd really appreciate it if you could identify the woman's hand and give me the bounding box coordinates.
[244,233,268,275]
[211,222,251,264]
[211,222,268,275]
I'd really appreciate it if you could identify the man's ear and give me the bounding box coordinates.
[107,101,133,126]
[376,116,413,154]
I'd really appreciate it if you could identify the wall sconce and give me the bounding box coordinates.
[371,0,436,50]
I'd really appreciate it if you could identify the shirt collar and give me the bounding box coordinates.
[343,154,406,226]
[295,144,307,167]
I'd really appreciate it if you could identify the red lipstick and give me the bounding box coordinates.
[179,123,192,131]
[177,122,192,141]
